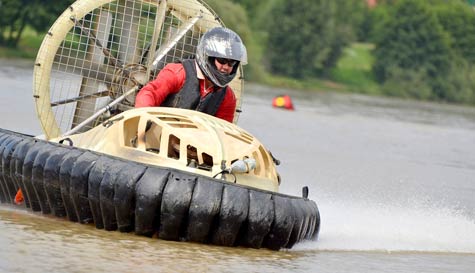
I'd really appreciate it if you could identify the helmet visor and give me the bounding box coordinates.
[199,29,247,65]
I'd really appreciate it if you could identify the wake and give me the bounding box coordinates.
[291,199,475,254]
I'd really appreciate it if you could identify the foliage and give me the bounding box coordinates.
[4,0,475,105]
[330,43,378,94]
[265,0,332,78]
[434,1,475,64]
[372,0,453,100]
[371,0,475,104]
[240,0,278,33]
[380,66,433,100]
[206,0,266,81]
[324,0,366,73]
[437,58,475,103]
[264,0,365,79]
[433,0,475,104]
[0,0,74,47]
[358,4,391,42]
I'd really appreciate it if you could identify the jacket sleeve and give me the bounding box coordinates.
[215,87,236,123]
[135,63,185,107]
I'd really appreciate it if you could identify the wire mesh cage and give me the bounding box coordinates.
[33,0,244,139]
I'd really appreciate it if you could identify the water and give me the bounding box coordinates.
[0,59,42,136]
[1,59,475,272]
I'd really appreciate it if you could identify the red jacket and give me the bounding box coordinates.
[135,62,236,122]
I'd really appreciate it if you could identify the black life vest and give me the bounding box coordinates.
[161,59,227,116]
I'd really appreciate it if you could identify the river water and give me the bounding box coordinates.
[0,59,474,272]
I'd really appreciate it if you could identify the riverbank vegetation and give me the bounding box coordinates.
[1,0,474,105]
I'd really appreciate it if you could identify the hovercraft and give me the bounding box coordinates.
[0,0,320,250]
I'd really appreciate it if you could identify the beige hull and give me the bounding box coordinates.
[52,107,280,192]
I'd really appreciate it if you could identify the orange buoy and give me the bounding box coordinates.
[272,95,294,110]
[14,189,24,205]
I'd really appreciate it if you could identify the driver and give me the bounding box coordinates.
[135,27,247,123]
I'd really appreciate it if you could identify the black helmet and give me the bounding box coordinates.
[196,27,247,87]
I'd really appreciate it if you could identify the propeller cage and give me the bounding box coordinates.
[33,0,244,139]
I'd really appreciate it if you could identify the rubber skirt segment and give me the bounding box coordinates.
[43,145,70,217]
[1,135,22,203]
[70,151,98,223]
[286,198,305,249]
[186,177,223,243]
[13,138,35,208]
[0,133,12,203]
[263,195,294,250]
[309,201,321,240]
[113,162,146,232]
[301,200,314,240]
[100,160,131,231]
[88,156,116,229]
[0,133,11,203]
[0,133,10,202]
[6,138,25,197]
[0,135,17,202]
[10,138,24,193]
[211,184,249,247]
[22,142,45,212]
[1,136,22,202]
[240,190,274,248]
[33,143,59,214]
[297,199,310,243]
[134,167,169,237]
[304,200,318,240]
[59,149,84,222]
[159,171,196,241]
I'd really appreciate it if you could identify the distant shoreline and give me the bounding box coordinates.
[0,57,34,67]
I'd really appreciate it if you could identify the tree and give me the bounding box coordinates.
[358,3,391,42]
[206,0,266,81]
[265,0,336,78]
[434,1,475,64]
[325,0,366,71]
[265,0,364,79]
[0,0,73,48]
[372,0,453,100]
[431,1,475,103]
